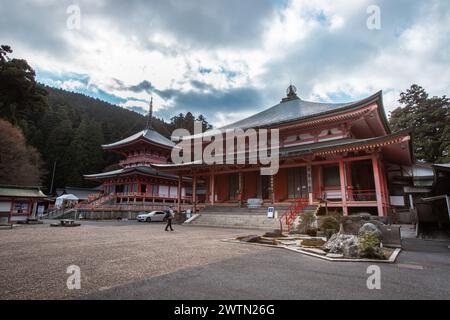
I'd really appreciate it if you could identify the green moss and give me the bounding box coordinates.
[300,239,326,247]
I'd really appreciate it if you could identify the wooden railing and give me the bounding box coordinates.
[279,198,309,233]
[313,189,378,202]
[77,192,193,210]
[119,155,167,167]
[115,192,192,201]
[347,189,377,201]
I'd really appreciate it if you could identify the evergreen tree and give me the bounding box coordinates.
[0,45,48,137]
[390,84,450,163]
[0,45,214,190]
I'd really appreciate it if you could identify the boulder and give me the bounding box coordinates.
[263,229,283,238]
[323,232,359,256]
[358,223,382,241]
[343,244,359,258]
[237,235,260,242]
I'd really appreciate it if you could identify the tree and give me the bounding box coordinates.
[169,112,212,134]
[389,84,450,163]
[0,45,48,132]
[196,114,213,131]
[0,119,43,185]
[41,107,74,191]
[64,116,104,186]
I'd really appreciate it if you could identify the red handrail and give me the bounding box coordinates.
[280,198,309,233]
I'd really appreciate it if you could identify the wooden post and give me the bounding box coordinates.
[270,174,275,204]
[211,170,215,205]
[177,174,182,213]
[339,160,348,216]
[8,200,13,224]
[372,153,384,216]
[238,172,243,206]
[345,162,353,200]
[307,164,313,205]
[192,174,197,213]
[379,161,390,215]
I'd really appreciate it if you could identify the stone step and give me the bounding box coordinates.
[186,213,283,230]
[201,205,290,213]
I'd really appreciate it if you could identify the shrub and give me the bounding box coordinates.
[305,228,318,237]
[358,233,385,259]
[300,239,325,247]
[320,215,339,231]
[297,212,316,234]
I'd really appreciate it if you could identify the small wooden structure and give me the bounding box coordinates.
[0,185,47,225]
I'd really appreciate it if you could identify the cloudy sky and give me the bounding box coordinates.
[1,0,449,127]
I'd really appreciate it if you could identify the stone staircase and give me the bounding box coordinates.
[185,204,291,230]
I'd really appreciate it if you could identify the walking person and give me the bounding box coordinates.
[164,207,174,231]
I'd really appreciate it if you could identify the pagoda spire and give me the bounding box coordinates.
[146,96,153,129]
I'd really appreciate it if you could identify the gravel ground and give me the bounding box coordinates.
[0,221,269,300]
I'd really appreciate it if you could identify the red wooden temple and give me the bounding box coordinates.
[83,99,192,213]
[83,86,413,217]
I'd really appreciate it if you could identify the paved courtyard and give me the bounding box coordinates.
[0,221,449,300]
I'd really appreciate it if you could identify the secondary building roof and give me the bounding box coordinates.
[102,129,175,150]
[56,186,102,200]
[0,185,47,198]
[84,166,191,182]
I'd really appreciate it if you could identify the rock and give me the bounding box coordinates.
[358,223,382,241]
[323,232,359,256]
[237,235,260,242]
[263,229,283,238]
[343,244,359,258]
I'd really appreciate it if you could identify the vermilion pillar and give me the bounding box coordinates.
[238,171,243,206]
[379,161,390,215]
[372,153,384,216]
[345,162,353,201]
[339,160,348,216]
[177,174,182,212]
[211,170,215,205]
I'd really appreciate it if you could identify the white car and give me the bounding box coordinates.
[137,211,168,222]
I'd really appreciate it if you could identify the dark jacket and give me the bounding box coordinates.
[164,211,173,220]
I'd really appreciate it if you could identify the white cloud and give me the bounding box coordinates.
[2,0,449,125]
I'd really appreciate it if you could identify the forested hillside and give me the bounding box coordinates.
[0,45,211,193]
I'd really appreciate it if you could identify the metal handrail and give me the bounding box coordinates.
[279,198,309,233]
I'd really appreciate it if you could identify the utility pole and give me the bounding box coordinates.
[49,160,57,196]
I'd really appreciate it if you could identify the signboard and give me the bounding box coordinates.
[37,205,45,217]
[267,207,274,219]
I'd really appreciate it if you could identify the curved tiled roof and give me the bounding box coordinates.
[84,166,191,181]
[220,91,384,130]
[102,129,175,149]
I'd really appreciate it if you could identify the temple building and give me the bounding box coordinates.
[82,98,192,216]
[81,86,413,222]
